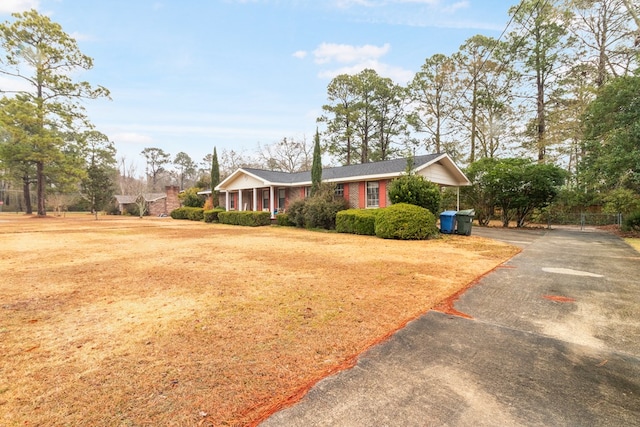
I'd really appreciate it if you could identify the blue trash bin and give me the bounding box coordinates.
[439,211,457,234]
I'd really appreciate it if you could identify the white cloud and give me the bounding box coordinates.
[318,60,413,84]
[0,0,39,14]
[334,0,375,8]
[442,1,469,13]
[0,75,33,93]
[292,50,308,59]
[309,42,412,83]
[313,42,390,64]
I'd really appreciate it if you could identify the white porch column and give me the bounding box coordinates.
[456,187,460,211]
[238,190,243,211]
[269,186,275,218]
[253,188,258,212]
[225,191,230,210]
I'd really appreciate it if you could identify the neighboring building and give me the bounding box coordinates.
[114,185,181,216]
[199,154,470,218]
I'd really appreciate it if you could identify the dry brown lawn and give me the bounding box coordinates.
[0,214,519,426]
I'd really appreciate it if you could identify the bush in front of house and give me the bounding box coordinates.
[170,207,204,221]
[286,199,306,228]
[336,209,379,235]
[203,208,226,223]
[388,174,441,215]
[623,211,640,232]
[302,195,349,230]
[276,213,294,226]
[374,203,438,240]
[218,211,271,226]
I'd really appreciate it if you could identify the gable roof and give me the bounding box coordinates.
[213,153,470,192]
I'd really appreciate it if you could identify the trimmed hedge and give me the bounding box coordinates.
[170,207,204,221]
[218,211,271,226]
[336,209,380,235]
[203,208,226,223]
[374,203,438,240]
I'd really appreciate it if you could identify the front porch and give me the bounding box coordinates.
[222,186,303,218]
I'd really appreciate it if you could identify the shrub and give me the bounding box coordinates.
[179,187,206,208]
[303,196,349,230]
[276,213,294,226]
[375,203,438,240]
[603,188,640,215]
[388,174,442,215]
[336,209,379,235]
[203,208,225,223]
[171,207,204,221]
[623,211,640,232]
[218,211,271,226]
[203,196,214,211]
[170,207,187,219]
[286,199,306,228]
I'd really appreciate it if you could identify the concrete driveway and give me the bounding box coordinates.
[261,227,640,426]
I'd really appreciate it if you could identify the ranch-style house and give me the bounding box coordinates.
[200,153,471,217]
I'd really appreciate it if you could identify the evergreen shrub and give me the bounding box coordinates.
[388,174,441,215]
[375,203,438,240]
[336,209,379,235]
[623,211,640,232]
[170,207,204,221]
[218,211,271,226]
[203,208,225,223]
[302,196,348,230]
[276,213,294,226]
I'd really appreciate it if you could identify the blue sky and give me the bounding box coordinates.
[1,0,514,172]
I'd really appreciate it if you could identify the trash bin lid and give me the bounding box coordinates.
[456,209,475,216]
[440,210,457,217]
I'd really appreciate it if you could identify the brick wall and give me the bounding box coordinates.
[348,183,359,208]
[148,186,181,216]
[165,186,181,212]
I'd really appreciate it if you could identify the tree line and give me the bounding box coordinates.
[1,1,639,218]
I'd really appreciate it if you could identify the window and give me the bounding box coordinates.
[335,183,344,198]
[262,190,269,210]
[366,182,379,208]
[229,193,235,210]
[304,186,311,198]
[278,188,286,210]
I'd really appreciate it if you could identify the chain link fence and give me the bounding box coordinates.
[541,211,623,230]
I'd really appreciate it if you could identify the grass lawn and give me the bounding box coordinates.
[626,238,640,252]
[0,214,519,426]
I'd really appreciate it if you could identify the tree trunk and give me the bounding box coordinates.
[537,65,546,163]
[470,78,478,163]
[22,174,33,214]
[36,161,46,216]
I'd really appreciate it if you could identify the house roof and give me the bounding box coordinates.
[209,153,470,193]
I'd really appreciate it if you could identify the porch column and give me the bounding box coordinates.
[225,191,229,210]
[456,187,460,211]
[269,186,275,218]
[253,188,258,212]
[238,189,243,211]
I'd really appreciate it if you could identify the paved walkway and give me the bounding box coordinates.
[261,227,640,426]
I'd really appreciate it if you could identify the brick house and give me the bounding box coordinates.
[114,185,181,216]
[200,153,470,218]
